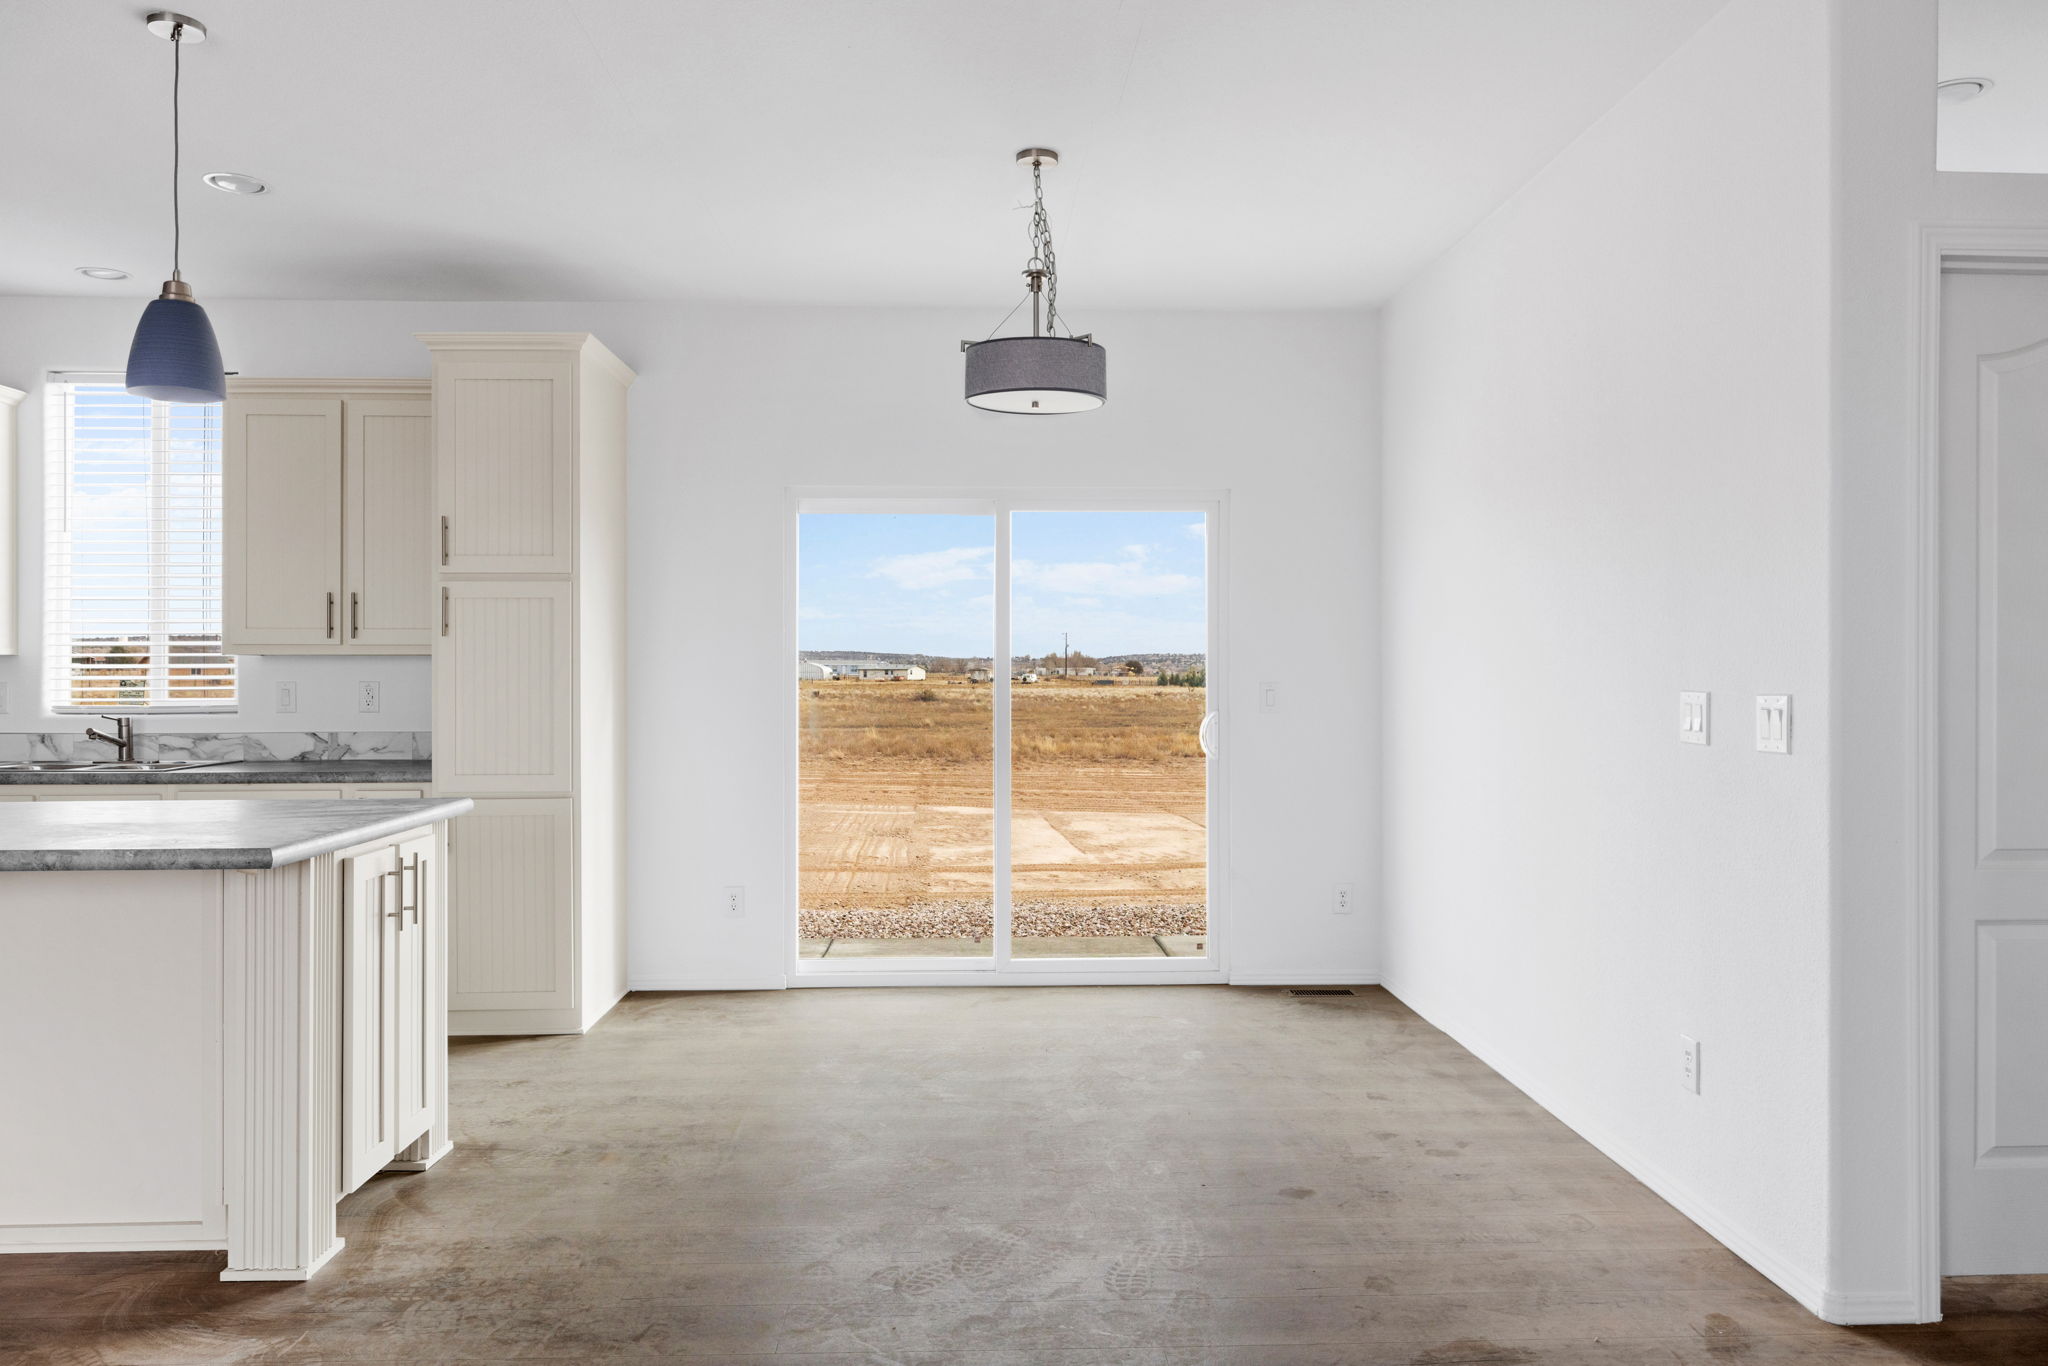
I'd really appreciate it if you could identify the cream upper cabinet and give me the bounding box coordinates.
[224,397,343,648]
[223,382,431,655]
[433,578,574,794]
[346,399,435,647]
[433,361,575,575]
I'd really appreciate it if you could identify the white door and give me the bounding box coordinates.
[344,398,434,648]
[1940,270,2048,1272]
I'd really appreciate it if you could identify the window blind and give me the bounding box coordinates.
[44,378,237,712]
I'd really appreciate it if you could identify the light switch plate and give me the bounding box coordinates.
[1259,681,1279,714]
[1679,691,1709,744]
[276,681,297,715]
[1756,695,1790,753]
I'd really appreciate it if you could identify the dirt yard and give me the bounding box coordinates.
[798,675,1207,939]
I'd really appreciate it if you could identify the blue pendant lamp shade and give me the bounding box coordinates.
[126,286,225,403]
[127,11,226,405]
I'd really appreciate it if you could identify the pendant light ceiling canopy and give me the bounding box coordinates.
[962,149,1106,414]
[125,10,227,405]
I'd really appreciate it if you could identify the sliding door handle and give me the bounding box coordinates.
[1198,712,1218,757]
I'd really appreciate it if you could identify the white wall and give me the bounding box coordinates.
[1380,0,1837,1315]
[0,297,1381,987]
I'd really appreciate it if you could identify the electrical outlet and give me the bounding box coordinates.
[1756,695,1790,753]
[723,885,746,919]
[276,681,297,715]
[1333,882,1355,915]
[1680,1034,1701,1094]
[0,680,9,714]
[1679,691,1708,744]
[357,680,380,714]
[1259,681,1279,713]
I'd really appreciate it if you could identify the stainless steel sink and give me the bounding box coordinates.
[0,760,230,773]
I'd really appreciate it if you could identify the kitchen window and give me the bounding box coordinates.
[43,376,236,711]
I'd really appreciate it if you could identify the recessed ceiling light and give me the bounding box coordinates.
[202,171,267,195]
[1939,77,1993,104]
[76,266,131,281]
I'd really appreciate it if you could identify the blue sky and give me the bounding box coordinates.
[799,510,1207,658]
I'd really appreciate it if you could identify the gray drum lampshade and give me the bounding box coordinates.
[964,336,1107,413]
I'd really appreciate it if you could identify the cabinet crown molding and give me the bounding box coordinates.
[414,332,635,386]
[228,377,428,395]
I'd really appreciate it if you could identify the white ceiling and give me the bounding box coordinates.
[1939,0,2048,174]
[0,0,1725,308]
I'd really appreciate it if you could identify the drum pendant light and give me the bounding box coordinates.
[126,12,226,405]
[962,149,1106,414]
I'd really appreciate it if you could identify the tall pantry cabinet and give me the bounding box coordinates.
[420,334,633,1036]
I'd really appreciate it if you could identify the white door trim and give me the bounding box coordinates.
[783,486,1231,986]
[1911,225,2048,1319]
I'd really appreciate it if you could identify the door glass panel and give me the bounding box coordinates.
[798,513,995,960]
[1009,510,1209,959]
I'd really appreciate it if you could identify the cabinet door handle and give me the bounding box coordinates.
[327,591,336,639]
[382,869,402,920]
[406,854,424,926]
[440,587,450,636]
[440,516,450,566]
[351,591,360,639]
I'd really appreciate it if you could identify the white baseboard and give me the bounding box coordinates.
[629,976,789,991]
[1229,970,1381,986]
[1382,975,1843,1323]
[1815,1289,1929,1325]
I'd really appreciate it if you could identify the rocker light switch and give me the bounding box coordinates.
[1679,692,1709,744]
[1756,695,1790,754]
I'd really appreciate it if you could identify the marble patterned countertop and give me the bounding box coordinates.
[0,798,474,871]
[0,760,434,786]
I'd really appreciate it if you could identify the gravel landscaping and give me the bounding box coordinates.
[798,898,1206,940]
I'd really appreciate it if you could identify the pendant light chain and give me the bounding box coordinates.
[170,21,183,282]
[1027,158,1063,338]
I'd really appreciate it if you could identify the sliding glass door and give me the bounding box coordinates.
[795,497,1218,977]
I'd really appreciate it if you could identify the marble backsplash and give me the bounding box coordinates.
[0,731,431,763]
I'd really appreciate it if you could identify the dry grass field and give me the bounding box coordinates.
[798,674,1207,940]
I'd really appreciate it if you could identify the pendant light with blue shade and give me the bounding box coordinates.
[126,12,226,405]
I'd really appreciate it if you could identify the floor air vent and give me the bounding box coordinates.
[1283,988,1356,997]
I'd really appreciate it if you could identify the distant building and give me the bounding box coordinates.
[844,662,926,681]
[797,660,834,680]
[968,666,993,682]
[1014,671,1040,684]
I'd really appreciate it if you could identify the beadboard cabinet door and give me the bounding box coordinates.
[434,362,574,575]
[445,798,575,1012]
[433,579,574,794]
[341,846,398,1192]
[344,399,434,648]
[390,830,435,1151]
[224,398,343,650]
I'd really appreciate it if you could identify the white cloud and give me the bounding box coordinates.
[1013,545,1198,599]
[868,545,993,590]
[1185,521,1207,541]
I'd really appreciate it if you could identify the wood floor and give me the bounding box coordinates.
[7,985,2048,1363]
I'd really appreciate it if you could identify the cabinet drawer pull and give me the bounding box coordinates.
[405,853,424,925]
[440,587,450,636]
[326,591,336,638]
[382,869,402,919]
[440,516,450,566]
[351,591,360,639]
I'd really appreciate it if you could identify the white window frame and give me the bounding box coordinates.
[43,372,238,714]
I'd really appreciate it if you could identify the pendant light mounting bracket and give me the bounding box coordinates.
[146,11,207,42]
[1015,148,1059,167]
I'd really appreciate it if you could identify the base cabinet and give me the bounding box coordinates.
[341,827,443,1195]
[445,798,575,1016]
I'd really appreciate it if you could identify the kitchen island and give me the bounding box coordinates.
[0,798,470,1280]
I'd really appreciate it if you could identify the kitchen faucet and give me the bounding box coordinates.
[84,716,137,762]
